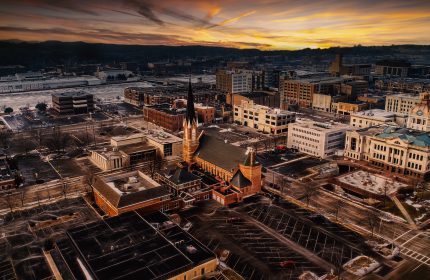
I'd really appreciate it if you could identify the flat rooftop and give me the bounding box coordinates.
[293,118,350,132]
[104,171,160,193]
[146,130,182,144]
[351,109,396,119]
[337,170,408,196]
[55,211,215,280]
[52,91,92,98]
[93,171,170,208]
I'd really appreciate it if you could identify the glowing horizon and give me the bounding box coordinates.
[0,0,429,50]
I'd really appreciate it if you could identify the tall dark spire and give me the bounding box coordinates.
[186,76,196,123]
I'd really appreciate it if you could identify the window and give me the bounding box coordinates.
[164,143,173,156]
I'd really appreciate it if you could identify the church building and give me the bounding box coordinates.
[182,79,262,204]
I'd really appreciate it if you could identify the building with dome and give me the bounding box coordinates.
[344,125,430,179]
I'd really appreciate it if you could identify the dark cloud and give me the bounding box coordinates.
[0,26,189,44]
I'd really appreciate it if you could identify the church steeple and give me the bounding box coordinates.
[182,76,199,164]
[186,77,196,124]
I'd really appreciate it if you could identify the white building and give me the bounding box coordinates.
[231,70,253,93]
[385,93,421,114]
[287,119,350,158]
[350,109,407,128]
[233,100,295,134]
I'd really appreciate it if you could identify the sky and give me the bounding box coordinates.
[0,0,429,50]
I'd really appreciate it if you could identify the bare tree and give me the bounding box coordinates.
[277,176,289,195]
[30,129,44,148]
[333,200,345,221]
[19,189,26,207]
[3,194,14,212]
[148,154,166,178]
[35,191,41,206]
[44,128,72,152]
[61,180,69,199]
[303,184,318,206]
[366,210,380,238]
[382,180,389,207]
[82,173,96,197]
[14,135,36,155]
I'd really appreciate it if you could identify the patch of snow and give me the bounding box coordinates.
[207,125,220,128]
[337,170,407,196]
[343,255,380,277]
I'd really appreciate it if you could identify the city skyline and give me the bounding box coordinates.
[1,0,430,50]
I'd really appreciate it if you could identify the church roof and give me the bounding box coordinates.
[194,134,247,172]
[230,169,251,188]
[163,167,201,185]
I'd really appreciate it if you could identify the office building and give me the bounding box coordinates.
[287,119,350,158]
[216,69,264,94]
[385,94,421,114]
[233,100,295,134]
[279,77,341,109]
[329,54,371,77]
[51,91,94,115]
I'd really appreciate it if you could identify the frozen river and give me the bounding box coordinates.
[0,75,215,110]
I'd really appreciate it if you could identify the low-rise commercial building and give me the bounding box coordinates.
[336,101,368,115]
[145,130,183,158]
[51,91,94,115]
[287,119,350,158]
[344,126,430,179]
[90,134,157,171]
[52,211,217,280]
[93,170,171,216]
[234,100,295,134]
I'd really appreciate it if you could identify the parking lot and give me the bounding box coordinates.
[184,196,386,280]
[240,202,372,267]
[189,208,326,280]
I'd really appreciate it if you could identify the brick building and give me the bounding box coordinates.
[143,104,185,132]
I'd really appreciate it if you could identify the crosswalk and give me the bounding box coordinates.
[400,247,430,266]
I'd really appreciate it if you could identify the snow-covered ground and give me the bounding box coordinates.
[337,170,407,195]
